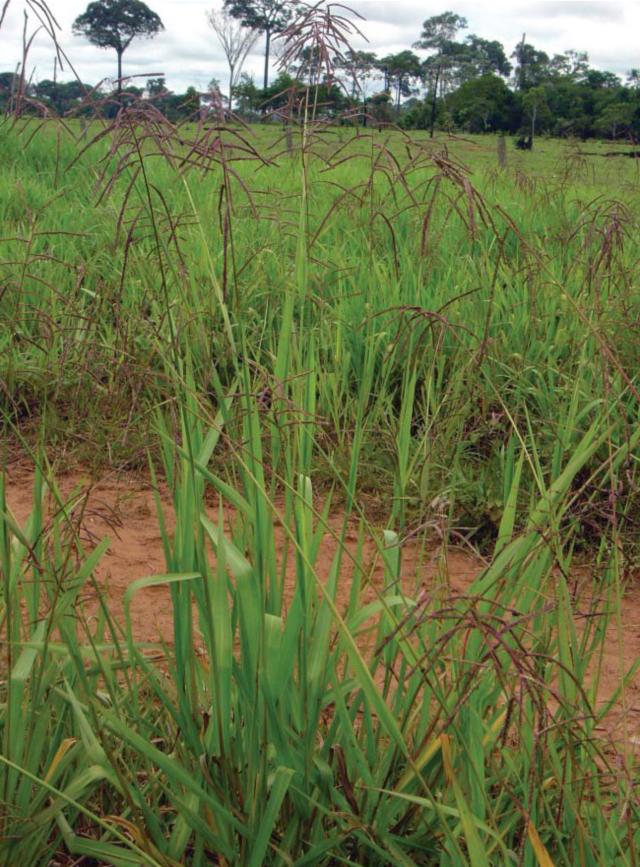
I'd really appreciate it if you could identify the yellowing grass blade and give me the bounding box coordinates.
[396,735,444,793]
[44,737,77,784]
[527,819,555,867]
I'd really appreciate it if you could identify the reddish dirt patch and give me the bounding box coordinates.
[3,461,480,640]
[4,461,640,752]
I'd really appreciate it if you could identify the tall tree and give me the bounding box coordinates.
[146,76,167,97]
[447,73,515,132]
[584,69,622,89]
[462,36,511,79]
[223,0,298,91]
[512,40,549,90]
[289,45,326,86]
[338,50,379,100]
[595,101,634,138]
[548,50,589,81]
[72,0,163,94]
[414,11,468,137]
[207,8,259,109]
[627,69,640,89]
[378,51,422,111]
[522,84,550,146]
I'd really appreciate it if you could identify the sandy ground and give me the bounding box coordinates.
[3,459,639,754]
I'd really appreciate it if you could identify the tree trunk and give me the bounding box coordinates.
[518,32,526,91]
[531,104,536,148]
[229,62,235,111]
[263,28,271,91]
[116,49,123,95]
[429,65,441,138]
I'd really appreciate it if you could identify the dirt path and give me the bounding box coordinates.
[4,461,639,753]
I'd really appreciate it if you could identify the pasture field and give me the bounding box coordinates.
[1,117,640,865]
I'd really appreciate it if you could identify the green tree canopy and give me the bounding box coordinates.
[512,41,550,90]
[414,11,468,51]
[448,73,515,132]
[146,76,167,96]
[378,50,422,110]
[462,36,511,79]
[595,101,635,138]
[414,11,468,136]
[337,50,379,99]
[73,0,164,94]
[585,69,622,89]
[548,50,590,82]
[522,84,551,144]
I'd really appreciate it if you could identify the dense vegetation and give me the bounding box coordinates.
[1,3,640,865]
[1,110,639,864]
[1,119,639,529]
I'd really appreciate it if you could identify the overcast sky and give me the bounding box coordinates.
[0,1,638,93]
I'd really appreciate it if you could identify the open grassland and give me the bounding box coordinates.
[1,118,640,865]
[2,123,640,531]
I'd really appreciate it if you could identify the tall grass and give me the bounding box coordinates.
[1,385,639,864]
[1,84,639,863]
[1,120,638,535]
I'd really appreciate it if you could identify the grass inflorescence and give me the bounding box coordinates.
[1,100,640,864]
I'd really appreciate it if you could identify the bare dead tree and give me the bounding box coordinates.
[207,8,259,111]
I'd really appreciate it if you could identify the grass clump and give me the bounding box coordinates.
[1,69,640,864]
[1,117,639,539]
[1,393,638,864]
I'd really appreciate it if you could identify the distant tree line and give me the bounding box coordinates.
[224,4,640,140]
[0,72,206,121]
[1,0,639,141]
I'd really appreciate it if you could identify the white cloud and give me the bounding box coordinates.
[0,0,638,94]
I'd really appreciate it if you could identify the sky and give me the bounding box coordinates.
[0,0,638,94]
